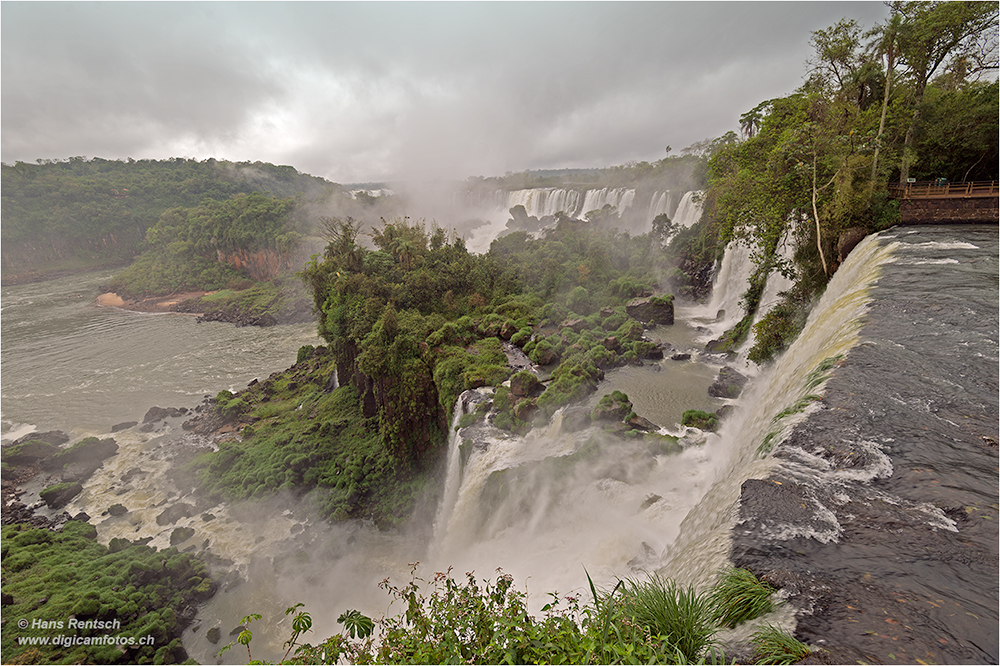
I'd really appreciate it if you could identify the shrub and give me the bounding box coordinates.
[681,409,720,431]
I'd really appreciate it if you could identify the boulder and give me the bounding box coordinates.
[708,366,749,399]
[156,502,198,526]
[1,440,62,467]
[143,406,189,423]
[837,227,869,262]
[509,371,541,398]
[591,391,633,422]
[561,318,589,333]
[39,482,83,509]
[625,296,674,325]
[626,414,659,432]
[48,436,118,469]
[111,421,138,433]
[513,399,537,422]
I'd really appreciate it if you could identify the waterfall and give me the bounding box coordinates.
[658,233,897,584]
[580,187,636,216]
[646,190,672,224]
[671,190,704,229]
[681,239,756,341]
[430,400,469,551]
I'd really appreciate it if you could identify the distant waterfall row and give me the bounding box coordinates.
[469,187,703,228]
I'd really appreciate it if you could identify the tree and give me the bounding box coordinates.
[890,1,999,181]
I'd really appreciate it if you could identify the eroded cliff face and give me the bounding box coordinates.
[216,248,291,282]
[336,339,447,466]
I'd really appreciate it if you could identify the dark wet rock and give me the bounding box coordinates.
[708,366,748,398]
[111,421,138,432]
[626,414,658,432]
[49,438,118,482]
[206,627,222,644]
[143,406,189,423]
[39,482,83,509]
[121,467,145,483]
[108,503,128,516]
[13,430,70,447]
[641,495,662,511]
[670,352,691,361]
[625,296,674,325]
[1,440,61,467]
[156,502,198,526]
[560,406,592,433]
[170,526,196,546]
[836,227,868,262]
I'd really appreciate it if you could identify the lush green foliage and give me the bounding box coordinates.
[229,564,813,665]
[105,192,302,298]
[1,522,214,664]
[708,567,778,628]
[194,348,429,527]
[1,156,334,275]
[696,3,998,364]
[230,567,732,665]
[681,409,720,432]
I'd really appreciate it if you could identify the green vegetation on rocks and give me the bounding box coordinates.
[1,522,215,665]
[682,409,720,432]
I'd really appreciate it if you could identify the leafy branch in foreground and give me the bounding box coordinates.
[229,563,812,665]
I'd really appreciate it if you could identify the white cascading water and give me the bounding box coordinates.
[731,226,799,363]
[681,239,756,342]
[671,190,705,229]
[579,187,636,216]
[646,191,673,224]
[430,403,468,552]
[658,233,898,584]
[427,233,897,605]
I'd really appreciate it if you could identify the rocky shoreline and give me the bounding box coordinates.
[96,289,315,327]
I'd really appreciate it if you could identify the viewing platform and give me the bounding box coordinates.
[887,180,998,224]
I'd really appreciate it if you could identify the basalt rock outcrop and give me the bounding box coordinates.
[625,296,674,325]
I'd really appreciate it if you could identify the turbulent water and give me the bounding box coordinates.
[2,224,995,664]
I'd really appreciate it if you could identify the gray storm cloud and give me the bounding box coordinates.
[1,2,889,182]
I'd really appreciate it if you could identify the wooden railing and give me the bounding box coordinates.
[888,180,998,200]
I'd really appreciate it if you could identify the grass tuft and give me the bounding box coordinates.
[751,623,811,664]
[708,566,778,628]
[612,573,717,662]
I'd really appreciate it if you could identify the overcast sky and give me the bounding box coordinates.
[2,2,890,184]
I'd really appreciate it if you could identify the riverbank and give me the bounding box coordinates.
[96,290,210,313]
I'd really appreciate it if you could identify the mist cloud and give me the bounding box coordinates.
[2,2,889,183]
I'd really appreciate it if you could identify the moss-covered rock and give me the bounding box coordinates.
[39,481,83,509]
[682,409,720,431]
